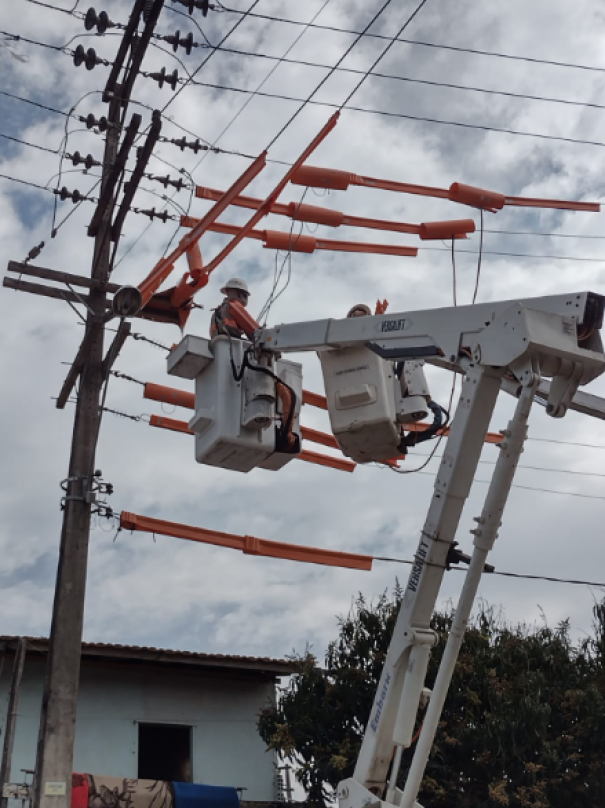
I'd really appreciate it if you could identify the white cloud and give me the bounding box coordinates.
[1,0,604,669]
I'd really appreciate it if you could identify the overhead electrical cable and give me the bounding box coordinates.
[180,77,605,149]
[155,0,335,260]
[207,45,605,113]
[215,5,605,75]
[265,0,402,149]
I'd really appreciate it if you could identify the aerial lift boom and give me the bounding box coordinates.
[248,290,605,808]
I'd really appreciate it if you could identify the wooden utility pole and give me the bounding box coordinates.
[0,638,27,808]
[30,3,164,807]
[31,92,122,808]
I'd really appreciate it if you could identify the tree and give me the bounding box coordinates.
[258,588,605,807]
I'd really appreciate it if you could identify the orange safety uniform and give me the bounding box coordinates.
[210,297,245,338]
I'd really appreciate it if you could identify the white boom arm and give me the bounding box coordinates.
[255,291,605,808]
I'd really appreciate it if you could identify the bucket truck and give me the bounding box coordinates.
[167,289,605,808]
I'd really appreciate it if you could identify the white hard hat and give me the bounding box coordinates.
[221,277,250,296]
[347,303,371,317]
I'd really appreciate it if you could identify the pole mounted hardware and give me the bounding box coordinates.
[111,286,143,318]
[60,471,114,517]
[112,109,162,241]
[80,113,109,131]
[84,7,116,34]
[87,112,142,237]
[147,66,180,90]
[160,29,195,54]
[172,0,212,16]
[73,45,108,70]
[54,187,94,204]
[71,151,102,170]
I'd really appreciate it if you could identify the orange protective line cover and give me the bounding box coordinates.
[182,218,418,257]
[150,414,193,434]
[145,382,329,413]
[291,166,600,213]
[120,511,372,570]
[148,415,354,471]
[300,425,339,450]
[405,421,501,444]
[302,390,328,409]
[144,383,195,409]
[195,185,422,234]
[201,112,339,278]
[299,449,356,472]
[504,195,600,212]
[138,153,266,307]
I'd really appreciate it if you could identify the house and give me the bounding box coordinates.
[0,636,295,801]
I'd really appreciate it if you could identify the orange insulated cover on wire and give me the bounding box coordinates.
[448,183,506,212]
[291,166,355,190]
[418,219,476,240]
[286,202,345,227]
[120,512,370,569]
[263,230,317,253]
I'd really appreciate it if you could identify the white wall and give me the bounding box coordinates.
[0,655,279,801]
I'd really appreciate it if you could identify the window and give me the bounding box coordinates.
[138,723,192,783]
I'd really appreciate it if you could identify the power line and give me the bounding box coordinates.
[196,0,335,165]
[24,0,605,116]
[406,469,605,501]
[484,229,605,240]
[4,162,605,266]
[212,45,605,115]
[216,5,605,75]
[266,0,399,149]
[0,171,182,223]
[527,436,605,449]
[0,131,60,155]
[340,0,429,111]
[420,246,605,262]
[159,0,263,117]
[0,88,71,119]
[182,75,605,149]
[373,555,605,588]
[19,0,81,14]
[407,451,605,479]
[10,34,605,151]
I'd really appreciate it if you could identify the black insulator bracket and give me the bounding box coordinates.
[172,0,212,16]
[147,66,180,90]
[71,151,102,170]
[81,113,109,131]
[138,207,170,223]
[56,187,91,204]
[146,173,186,191]
[161,30,195,55]
[84,7,115,34]
[73,44,108,70]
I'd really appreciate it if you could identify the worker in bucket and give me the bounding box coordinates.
[347,303,371,317]
[210,277,250,338]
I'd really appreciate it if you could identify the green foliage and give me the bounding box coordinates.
[258,590,605,807]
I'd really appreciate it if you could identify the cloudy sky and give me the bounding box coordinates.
[1,0,605,666]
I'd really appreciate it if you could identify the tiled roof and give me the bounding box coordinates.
[0,636,295,676]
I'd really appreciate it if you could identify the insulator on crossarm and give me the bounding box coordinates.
[138,207,171,223]
[162,136,205,153]
[82,113,109,132]
[71,151,102,170]
[143,0,154,21]
[25,242,45,262]
[73,44,105,70]
[162,30,195,55]
[147,67,179,91]
[84,7,115,34]
[146,173,186,191]
[172,0,212,17]
[56,187,91,204]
